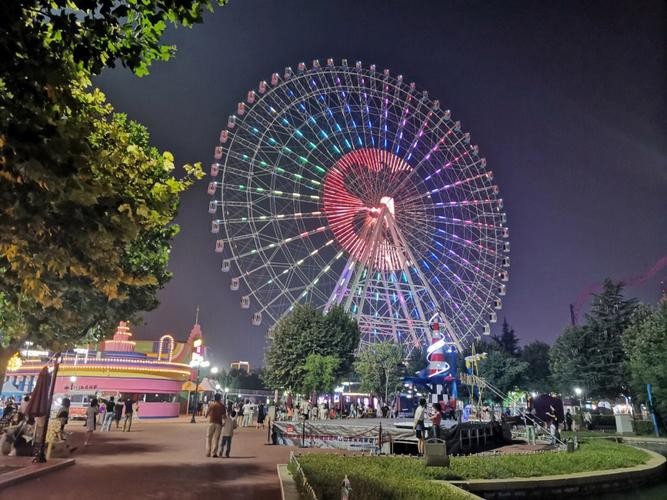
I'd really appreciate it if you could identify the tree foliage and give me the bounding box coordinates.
[0,85,202,380]
[492,318,521,356]
[550,280,637,398]
[263,305,360,392]
[520,341,552,393]
[1,0,221,378]
[302,354,341,397]
[354,342,405,403]
[406,345,428,375]
[623,301,667,428]
[476,347,528,400]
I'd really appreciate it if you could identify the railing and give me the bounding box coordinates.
[288,451,318,500]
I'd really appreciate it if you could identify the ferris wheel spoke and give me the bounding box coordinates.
[223,139,325,191]
[276,74,351,161]
[252,247,346,315]
[401,166,492,205]
[230,123,330,181]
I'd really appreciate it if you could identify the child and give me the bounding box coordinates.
[218,410,238,458]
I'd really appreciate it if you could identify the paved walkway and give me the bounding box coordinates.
[2,417,293,499]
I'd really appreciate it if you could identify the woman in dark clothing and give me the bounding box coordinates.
[256,403,266,429]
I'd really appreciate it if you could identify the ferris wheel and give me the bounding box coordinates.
[208,59,509,353]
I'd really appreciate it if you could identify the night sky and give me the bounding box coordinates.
[96,0,666,369]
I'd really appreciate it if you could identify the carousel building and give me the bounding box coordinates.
[3,321,207,419]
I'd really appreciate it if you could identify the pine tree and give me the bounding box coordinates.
[493,318,520,356]
[584,280,637,398]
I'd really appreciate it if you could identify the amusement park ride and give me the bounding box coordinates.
[208,59,511,411]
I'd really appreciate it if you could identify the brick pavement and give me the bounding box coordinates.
[2,417,293,500]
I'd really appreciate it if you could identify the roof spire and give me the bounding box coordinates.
[195,305,200,325]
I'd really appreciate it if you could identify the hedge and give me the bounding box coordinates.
[633,420,657,435]
[289,455,475,500]
[293,440,650,499]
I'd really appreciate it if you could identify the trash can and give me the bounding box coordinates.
[424,438,450,467]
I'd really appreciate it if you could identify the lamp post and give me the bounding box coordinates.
[189,359,210,423]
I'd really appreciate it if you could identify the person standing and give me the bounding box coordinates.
[218,410,237,458]
[102,397,116,431]
[205,393,225,457]
[565,409,573,432]
[430,402,443,440]
[123,396,135,432]
[84,398,99,446]
[242,400,252,427]
[256,403,266,429]
[525,408,537,445]
[413,398,427,455]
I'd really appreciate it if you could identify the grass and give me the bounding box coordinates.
[292,439,651,499]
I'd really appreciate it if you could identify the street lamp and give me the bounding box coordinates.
[189,359,210,423]
[70,376,77,383]
[211,366,219,375]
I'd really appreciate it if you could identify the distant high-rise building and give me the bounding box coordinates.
[231,361,250,373]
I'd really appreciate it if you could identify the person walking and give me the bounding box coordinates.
[102,397,116,431]
[56,398,71,440]
[122,396,135,432]
[84,398,99,446]
[218,409,237,458]
[413,398,427,456]
[114,398,124,429]
[205,393,225,457]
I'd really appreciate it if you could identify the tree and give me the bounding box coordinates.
[1,1,223,379]
[520,341,552,393]
[263,305,360,391]
[321,305,361,377]
[549,325,590,395]
[0,86,202,381]
[354,342,405,404]
[623,301,667,428]
[2,1,227,172]
[406,345,428,375]
[549,280,638,399]
[492,318,520,356]
[584,280,637,397]
[302,354,341,398]
[476,349,528,400]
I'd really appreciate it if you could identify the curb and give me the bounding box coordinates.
[0,458,76,490]
[443,447,665,497]
[277,464,300,500]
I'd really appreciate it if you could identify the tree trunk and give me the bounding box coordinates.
[0,344,21,389]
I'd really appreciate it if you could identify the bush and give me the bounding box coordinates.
[289,455,474,500]
[633,420,657,435]
[292,439,650,497]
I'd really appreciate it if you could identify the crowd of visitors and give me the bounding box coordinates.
[0,393,138,456]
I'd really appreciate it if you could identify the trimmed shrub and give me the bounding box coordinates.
[633,420,657,435]
[292,439,650,499]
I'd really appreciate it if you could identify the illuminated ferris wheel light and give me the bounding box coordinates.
[208,59,510,353]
